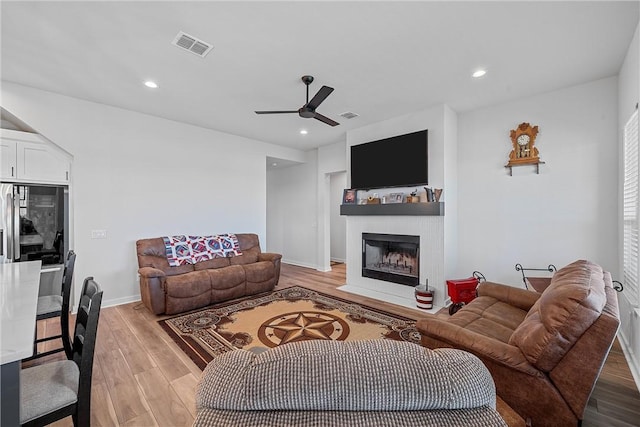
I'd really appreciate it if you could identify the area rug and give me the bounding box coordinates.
[159,286,421,370]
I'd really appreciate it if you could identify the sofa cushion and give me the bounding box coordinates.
[196,340,498,412]
[243,261,275,283]
[508,260,607,371]
[448,297,528,344]
[207,265,245,290]
[194,257,230,270]
[193,407,507,427]
[164,270,212,314]
[230,246,259,265]
[236,233,260,251]
[165,270,211,298]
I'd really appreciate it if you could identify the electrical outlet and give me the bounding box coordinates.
[91,229,107,239]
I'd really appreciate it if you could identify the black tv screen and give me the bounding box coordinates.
[350,129,428,189]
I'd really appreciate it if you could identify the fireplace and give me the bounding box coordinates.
[362,233,419,286]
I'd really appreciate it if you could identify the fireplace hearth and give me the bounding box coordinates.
[362,233,419,286]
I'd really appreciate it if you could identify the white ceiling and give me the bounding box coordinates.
[1,1,638,151]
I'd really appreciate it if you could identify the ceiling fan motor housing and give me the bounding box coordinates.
[299,107,316,118]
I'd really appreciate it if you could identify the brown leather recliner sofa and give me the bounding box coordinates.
[136,233,281,315]
[416,260,620,427]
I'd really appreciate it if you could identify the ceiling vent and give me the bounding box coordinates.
[172,31,213,57]
[339,111,359,120]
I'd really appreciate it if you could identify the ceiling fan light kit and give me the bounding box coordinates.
[255,75,340,127]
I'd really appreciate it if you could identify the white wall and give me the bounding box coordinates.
[443,105,459,279]
[618,21,640,391]
[317,140,347,271]
[2,82,306,307]
[344,104,457,307]
[330,171,346,262]
[457,77,619,285]
[266,150,318,268]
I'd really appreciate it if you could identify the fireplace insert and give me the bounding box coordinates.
[362,233,419,286]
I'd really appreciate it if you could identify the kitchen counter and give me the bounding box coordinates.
[1,260,42,426]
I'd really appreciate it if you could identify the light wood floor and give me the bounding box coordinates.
[23,263,640,426]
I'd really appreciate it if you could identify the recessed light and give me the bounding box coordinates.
[272,162,278,167]
[472,69,486,78]
[144,81,159,88]
[300,130,308,135]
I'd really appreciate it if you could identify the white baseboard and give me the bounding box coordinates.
[330,257,346,263]
[70,294,141,314]
[618,328,640,394]
[281,259,318,270]
[102,294,141,309]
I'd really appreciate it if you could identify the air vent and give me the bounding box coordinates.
[172,31,213,57]
[340,111,359,119]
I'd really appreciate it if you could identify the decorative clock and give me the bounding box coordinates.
[508,122,539,164]
[505,122,544,175]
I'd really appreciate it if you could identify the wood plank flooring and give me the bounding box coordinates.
[22,262,640,426]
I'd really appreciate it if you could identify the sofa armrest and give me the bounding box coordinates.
[477,281,540,311]
[138,267,167,314]
[259,252,282,286]
[258,252,282,263]
[416,317,541,377]
[138,266,166,278]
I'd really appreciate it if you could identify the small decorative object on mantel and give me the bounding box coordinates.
[407,189,420,203]
[367,196,381,204]
[423,187,443,202]
[505,122,545,175]
[387,192,404,204]
[342,189,356,204]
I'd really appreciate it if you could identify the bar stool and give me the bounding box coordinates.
[25,250,76,361]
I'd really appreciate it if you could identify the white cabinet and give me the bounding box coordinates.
[0,138,18,180]
[17,142,70,183]
[0,129,71,184]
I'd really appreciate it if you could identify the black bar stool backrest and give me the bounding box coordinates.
[72,276,103,426]
[60,250,76,357]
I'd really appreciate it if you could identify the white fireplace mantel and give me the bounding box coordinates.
[340,215,445,312]
[340,202,444,216]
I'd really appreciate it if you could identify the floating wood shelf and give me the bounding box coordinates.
[505,161,545,176]
[340,202,444,216]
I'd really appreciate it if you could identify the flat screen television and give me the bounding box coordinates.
[350,129,428,189]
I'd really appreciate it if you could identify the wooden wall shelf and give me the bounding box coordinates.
[340,202,444,216]
[505,161,545,176]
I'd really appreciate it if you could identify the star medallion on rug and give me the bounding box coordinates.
[159,286,421,370]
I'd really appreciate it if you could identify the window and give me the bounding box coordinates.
[623,108,639,306]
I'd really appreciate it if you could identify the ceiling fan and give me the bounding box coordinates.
[255,75,339,127]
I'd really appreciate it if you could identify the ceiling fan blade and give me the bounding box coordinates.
[314,113,339,127]
[306,86,334,110]
[255,110,298,114]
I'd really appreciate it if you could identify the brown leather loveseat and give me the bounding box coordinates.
[416,260,620,427]
[136,233,281,315]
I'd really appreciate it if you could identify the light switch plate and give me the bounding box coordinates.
[91,229,107,239]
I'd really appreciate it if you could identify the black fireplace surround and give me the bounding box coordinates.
[362,233,420,286]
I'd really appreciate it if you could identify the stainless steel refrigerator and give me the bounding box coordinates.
[1,183,68,266]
